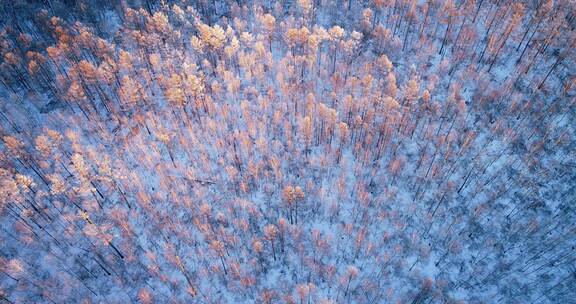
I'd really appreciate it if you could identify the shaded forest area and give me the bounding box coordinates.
[0,0,575,303]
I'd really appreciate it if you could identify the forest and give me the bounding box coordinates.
[0,0,575,303]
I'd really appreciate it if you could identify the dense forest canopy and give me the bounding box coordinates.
[0,0,575,303]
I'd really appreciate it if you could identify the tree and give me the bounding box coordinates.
[138,288,153,304]
[264,224,278,261]
[342,265,358,299]
[209,240,228,275]
[260,14,276,52]
[438,0,456,56]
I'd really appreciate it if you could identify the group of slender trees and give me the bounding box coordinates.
[0,0,574,303]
